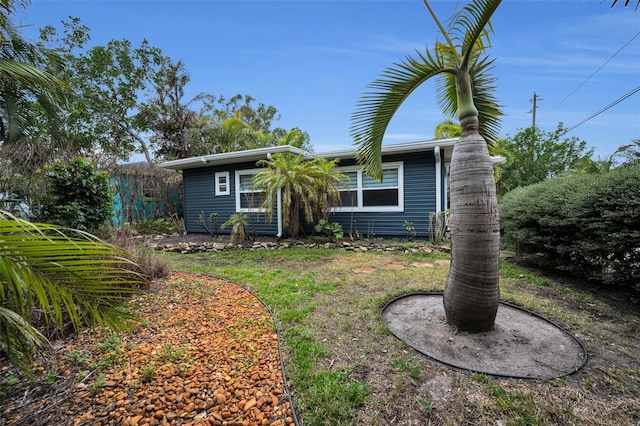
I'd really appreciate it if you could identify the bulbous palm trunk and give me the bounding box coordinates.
[443,116,500,332]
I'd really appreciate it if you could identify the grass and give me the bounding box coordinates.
[157,243,640,425]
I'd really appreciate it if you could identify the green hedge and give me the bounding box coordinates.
[500,164,640,289]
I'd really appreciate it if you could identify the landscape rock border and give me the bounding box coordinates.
[145,234,450,255]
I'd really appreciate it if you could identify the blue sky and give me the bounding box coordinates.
[16,0,640,159]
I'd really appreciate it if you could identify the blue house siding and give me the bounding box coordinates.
[183,161,279,236]
[326,152,437,237]
[160,140,458,239]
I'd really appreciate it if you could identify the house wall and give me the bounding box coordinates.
[326,151,437,238]
[183,161,279,236]
[182,150,440,238]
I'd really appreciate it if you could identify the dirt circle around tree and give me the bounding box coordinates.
[381,292,588,380]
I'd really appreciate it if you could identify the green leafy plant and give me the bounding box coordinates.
[403,220,416,242]
[253,153,348,237]
[65,349,90,366]
[89,375,106,397]
[37,157,112,233]
[500,163,640,288]
[314,219,344,241]
[141,363,156,382]
[133,218,174,235]
[221,212,249,243]
[0,211,146,376]
[0,373,19,397]
[159,344,185,362]
[43,371,58,387]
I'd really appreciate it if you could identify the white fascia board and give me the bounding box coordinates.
[158,138,459,170]
[308,138,458,161]
[158,145,307,170]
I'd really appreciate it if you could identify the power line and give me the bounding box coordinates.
[566,85,640,132]
[544,31,640,119]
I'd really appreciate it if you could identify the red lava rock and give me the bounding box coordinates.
[1,272,291,426]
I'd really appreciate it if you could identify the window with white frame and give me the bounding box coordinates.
[235,169,266,212]
[215,171,230,196]
[335,162,403,212]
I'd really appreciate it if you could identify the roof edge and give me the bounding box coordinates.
[158,138,458,170]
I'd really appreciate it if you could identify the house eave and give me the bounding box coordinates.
[307,137,458,161]
[158,138,459,170]
[158,145,308,170]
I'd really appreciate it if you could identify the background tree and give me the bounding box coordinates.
[434,119,461,139]
[616,138,640,165]
[140,60,199,161]
[0,0,69,203]
[351,0,503,332]
[201,93,285,139]
[496,123,593,194]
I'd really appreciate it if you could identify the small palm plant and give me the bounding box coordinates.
[221,212,249,243]
[0,211,147,375]
[352,0,503,332]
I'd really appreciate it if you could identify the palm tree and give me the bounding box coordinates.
[434,119,462,139]
[611,0,640,11]
[0,212,147,375]
[213,112,256,153]
[351,0,503,332]
[0,1,67,145]
[252,154,347,238]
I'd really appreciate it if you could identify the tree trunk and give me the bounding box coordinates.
[443,116,500,332]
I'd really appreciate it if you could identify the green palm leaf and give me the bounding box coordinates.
[0,211,147,375]
[352,49,445,179]
[352,0,503,180]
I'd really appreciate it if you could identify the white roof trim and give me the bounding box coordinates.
[158,145,306,170]
[308,138,458,160]
[158,138,458,170]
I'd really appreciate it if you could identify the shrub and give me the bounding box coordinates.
[500,164,640,289]
[37,157,112,233]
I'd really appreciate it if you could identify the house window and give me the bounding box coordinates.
[235,169,266,212]
[336,162,403,212]
[215,171,230,196]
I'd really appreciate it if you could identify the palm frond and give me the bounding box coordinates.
[454,0,502,67]
[351,50,446,180]
[0,306,48,376]
[0,211,147,374]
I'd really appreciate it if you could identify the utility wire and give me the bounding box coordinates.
[566,85,640,132]
[544,31,640,119]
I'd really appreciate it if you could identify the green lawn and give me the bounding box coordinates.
[158,245,640,425]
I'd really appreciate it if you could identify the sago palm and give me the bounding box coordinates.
[0,212,147,375]
[253,154,347,237]
[351,0,503,332]
[253,154,319,237]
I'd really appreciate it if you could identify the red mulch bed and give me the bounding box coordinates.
[0,272,294,426]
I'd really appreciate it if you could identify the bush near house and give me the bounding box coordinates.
[500,164,640,289]
[37,157,112,233]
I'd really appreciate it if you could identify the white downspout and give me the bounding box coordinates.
[434,146,442,213]
[277,188,283,238]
